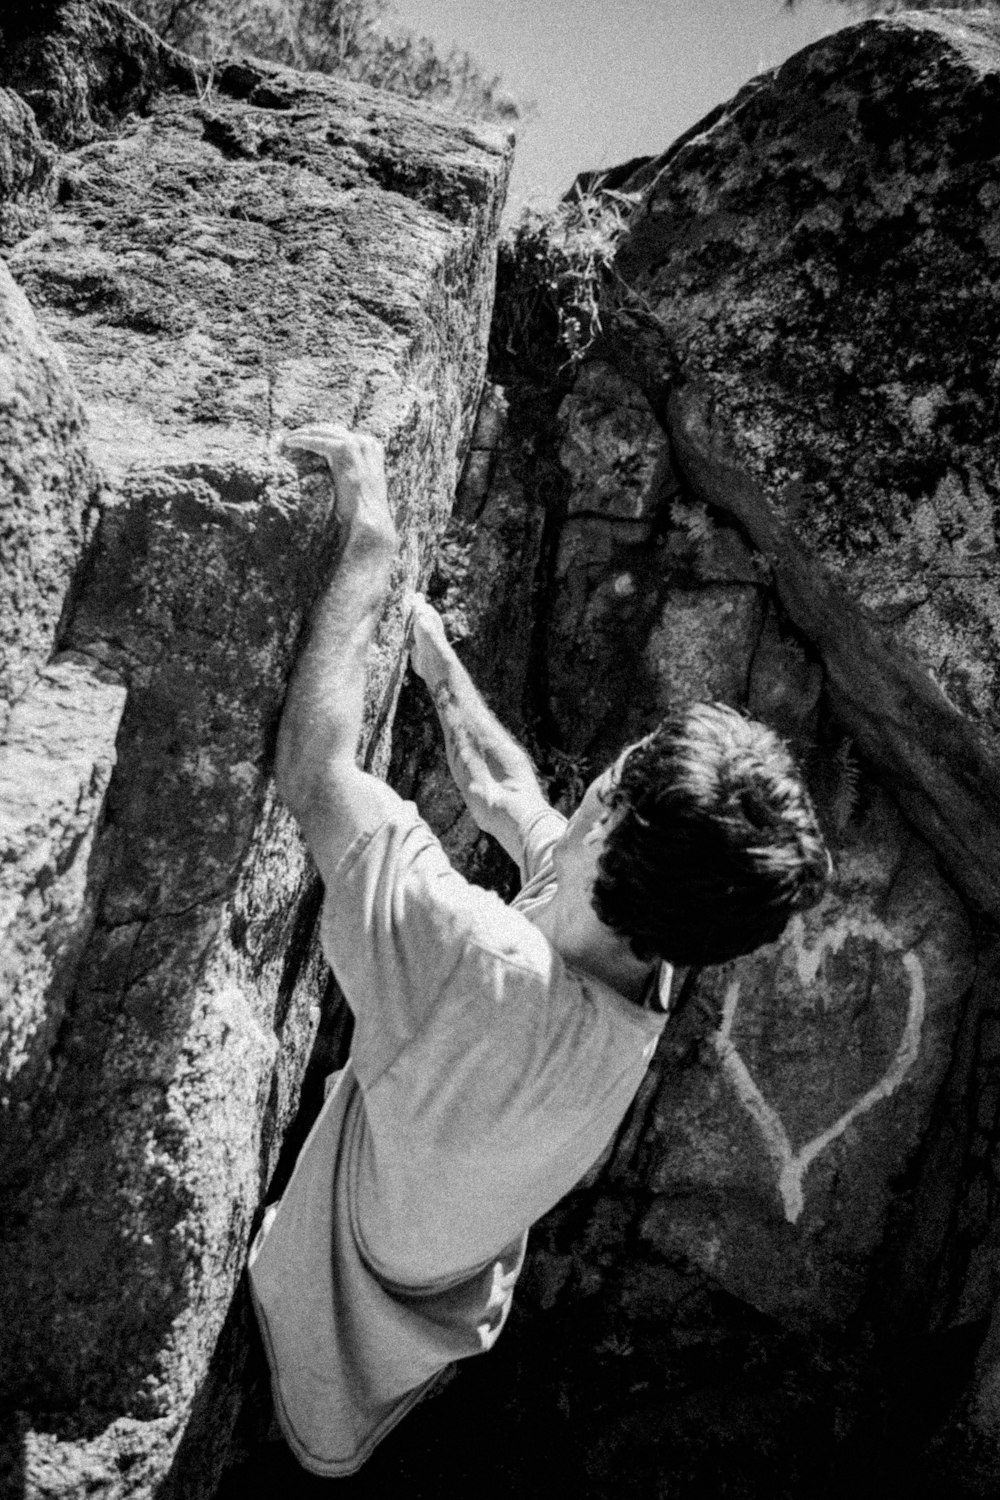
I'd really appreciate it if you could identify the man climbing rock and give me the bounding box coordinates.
[248,426,830,1476]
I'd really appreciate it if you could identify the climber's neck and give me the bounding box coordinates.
[532,892,656,1005]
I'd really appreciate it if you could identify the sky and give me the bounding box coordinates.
[391,0,854,219]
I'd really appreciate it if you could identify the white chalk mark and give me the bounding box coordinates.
[713,914,926,1223]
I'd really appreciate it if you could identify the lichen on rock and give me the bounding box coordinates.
[612,10,1000,740]
[0,655,126,1125]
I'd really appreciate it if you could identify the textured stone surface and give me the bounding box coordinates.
[545,362,765,763]
[6,55,509,493]
[0,656,125,1137]
[579,26,1000,1472]
[668,382,1000,920]
[0,87,54,245]
[0,259,95,728]
[0,8,511,1495]
[559,360,672,522]
[607,11,1000,916]
[0,0,192,151]
[614,8,1000,715]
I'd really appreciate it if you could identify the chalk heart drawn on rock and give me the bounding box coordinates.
[713,913,927,1223]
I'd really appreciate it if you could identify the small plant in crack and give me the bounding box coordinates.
[492,183,640,377]
[827,735,863,834]
[805,733,864,840]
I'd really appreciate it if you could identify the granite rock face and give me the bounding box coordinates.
[595,23,1000,1482]
[0,657,125,1125]
[0,260,95,726]
[0,89,54,246]
[546,361,766,762]
[0,0,191,150]
[0,4,511,1495]
[564,14,1000,1490]
[615,9,1000,710]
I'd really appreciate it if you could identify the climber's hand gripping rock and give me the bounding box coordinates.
[281,425,394,541]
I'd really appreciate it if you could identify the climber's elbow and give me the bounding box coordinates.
[274,653,365,815]
[273,737,310,821]
[273,737,349,875]
[273,736,393,885]
[273,713,348,827]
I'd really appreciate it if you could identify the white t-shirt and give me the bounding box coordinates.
[249,785,667,1475]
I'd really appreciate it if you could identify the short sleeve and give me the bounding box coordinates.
[516,806,567,887]
[320,791,547,1090]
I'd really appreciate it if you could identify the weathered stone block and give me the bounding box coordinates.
[0,259,94,728]
[559,361,672,522]
[609,10,1000,913]
[0,86,54,245]
[642,585,764,709]
[0,0,190,150]
[0,655,125,1133]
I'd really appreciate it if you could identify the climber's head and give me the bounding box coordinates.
[585,703,830,968]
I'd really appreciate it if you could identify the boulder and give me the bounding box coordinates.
[608,9,1000,917]
[0,88,54,245]
[545,361,767,762]
[0,260,95,727]
[0,656,125,1134]
[594,16,1000,1479]
[6,1,1000,1495]
[0,5,511,1495]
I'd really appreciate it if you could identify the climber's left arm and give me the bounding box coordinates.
[409,595,551,864]
[273,425,400,886]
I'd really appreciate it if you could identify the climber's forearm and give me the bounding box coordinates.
[415,626,548,856]
[275,518,397,817]
[428,652,533,789]
[274,428,397,825]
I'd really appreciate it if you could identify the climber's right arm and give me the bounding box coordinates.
[408,595,550,863]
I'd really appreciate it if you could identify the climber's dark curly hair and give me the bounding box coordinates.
[591,703,831,967]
